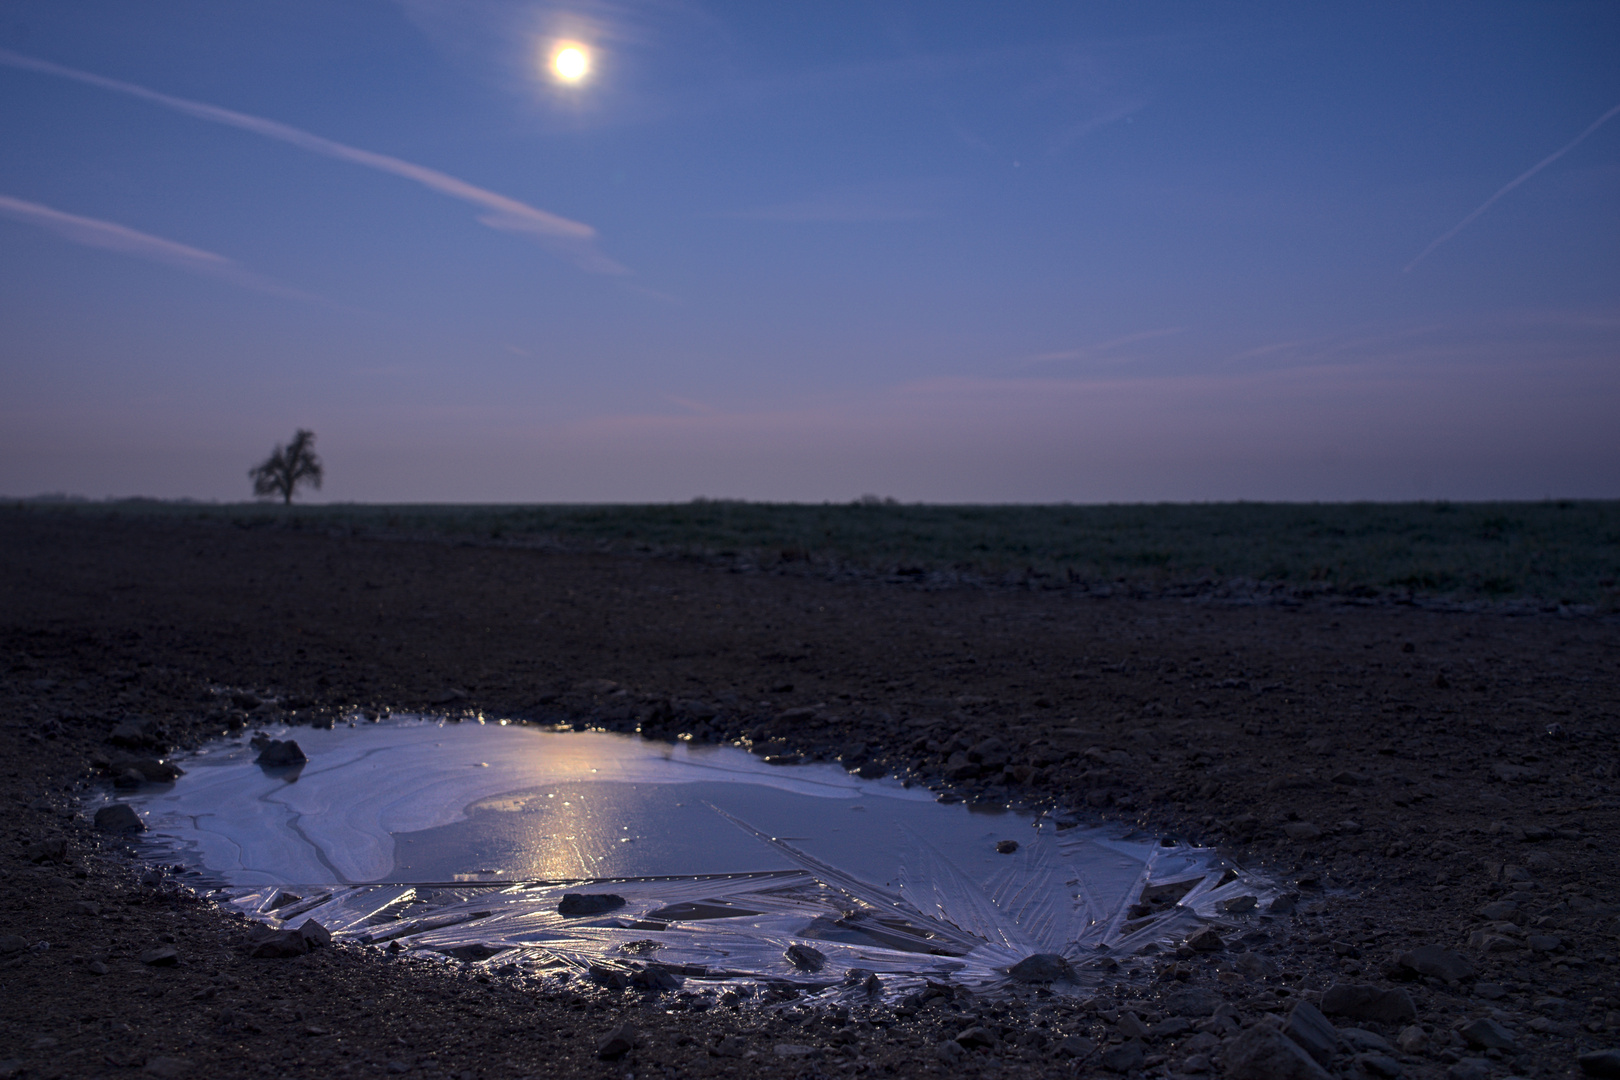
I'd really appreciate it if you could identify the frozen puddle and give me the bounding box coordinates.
[123,719,1274,1001]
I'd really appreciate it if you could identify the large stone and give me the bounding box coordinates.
[94,804,145,833]
[1578,1050,1620,1079]
[1460,1017,1516,1051]
[1101,1041,1145,1073]
[1283,1001,1340,1066]
[138,946,179,967]
[1222,1023,1332,1080]
[596,1022,635,1060]
[1398,945,1476,982]
[1056,1035,1096,1059]
[251,929,310,958]
[294,919,332,948]
[557,893,626,917]
[955,1026,996,1049]
[254,739,306,767]
[784,943,826,972]
[1320,984,1417,1025]
[1008,953,1070,982]
[25,838,67,863]
[1165,988,1223,1017]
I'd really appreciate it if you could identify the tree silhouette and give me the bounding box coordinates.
[249,429,324,505]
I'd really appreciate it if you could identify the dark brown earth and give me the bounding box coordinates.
[2,508,1618,1080]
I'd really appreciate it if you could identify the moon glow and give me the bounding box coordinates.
[551,43,590,83]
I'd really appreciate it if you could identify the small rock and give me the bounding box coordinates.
[1116,1012,1150,1040]
[1320,984,1418,1025]
[1100,1040,1146,1074]
[1221,1023,1332,1080]
[1475,900,1519,920]
[1398,945,1476,982]
[955,1026,996,1050]
[1153,1017,1193,1039]
[596,1022,635,1060]
[1460,1017,1516,1051]
[0,935,26,955]
[713,1035,747,1058]
[1165,987,1223,1017]
[295,919,332,948]
[1578,1050,1620,1079]
[109,722,149,747]
[0,1061,21,1080]
[1396,1026,1427,1053]
[1526,934,1562,952]
[784,943,825,972]
[935,1040,965,1063]
[1223,895,1258,914]
[773,1044,817,1059]
[70,900,100,917]
[995,839,1019,854]
[1055,1035,1095,1059]
[144,1057,193,1078]
[1340,1029,1392,1053]
[87,960,109,975]
[557,893,626,917]
[1447,1058,1491,1080]
[1182,1053,1211,1073]
[1283,822,1323,840]
[1283,1001,1340,1066]
[111,756,183,782]
[1473,984,1507,1001]
[114,768,145,789]
[250,929,310,959]
[1269,894,1298,914]
[139,946,179,967]
[254,739,306,767]
[1357,1053,1404,1078]
[1008,953,1069,982]
[268,891,303,910]
[1186,927,1224,952]
[25,838,67,863]
[94,804,145,833]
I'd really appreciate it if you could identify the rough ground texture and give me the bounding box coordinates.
[2,509,1618,1080]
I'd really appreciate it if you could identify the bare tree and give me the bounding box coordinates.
[249,429,323,505]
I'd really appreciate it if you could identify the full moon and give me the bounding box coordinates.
[552,43,590,83]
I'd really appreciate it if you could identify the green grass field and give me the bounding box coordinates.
[9,498,1619,608]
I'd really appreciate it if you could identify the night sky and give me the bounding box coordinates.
[2,2,1616,502]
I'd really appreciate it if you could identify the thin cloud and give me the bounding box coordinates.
[0,193,320,301]
[1016,327,1183,369]
[1046,98,1148,155]
[1405,101,1620,272]
[0,48,625,275]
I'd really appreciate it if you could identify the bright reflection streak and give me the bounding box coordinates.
[551,42,590,83]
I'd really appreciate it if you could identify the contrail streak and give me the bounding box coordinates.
[1405,101,1620,272]
[0,192,322,302]
[0,49,624,274]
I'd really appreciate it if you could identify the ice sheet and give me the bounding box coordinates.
[121,718,1277,998]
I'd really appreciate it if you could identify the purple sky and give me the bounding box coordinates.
[2,2,1617,502]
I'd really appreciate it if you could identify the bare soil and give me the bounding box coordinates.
[2,509,1617,1080]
